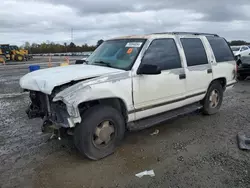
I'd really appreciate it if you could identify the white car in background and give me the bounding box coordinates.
[75,54,91,64]
[231,45,250,59]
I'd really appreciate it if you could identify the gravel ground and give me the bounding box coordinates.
[0,61,250,188]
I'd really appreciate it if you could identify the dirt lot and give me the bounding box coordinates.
[0,59,250,188]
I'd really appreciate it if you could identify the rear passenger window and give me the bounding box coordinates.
[181,38,208,66]
[142,38,182,70]
[206,36,235,62]
[241,47,248,51]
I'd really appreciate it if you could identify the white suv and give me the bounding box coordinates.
[20,32,237,160]
[231,45,250,59]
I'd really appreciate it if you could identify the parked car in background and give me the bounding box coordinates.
[231,45,250,59]
[75,54,91,64]
[20,32,237,160]
[237,56,250,80]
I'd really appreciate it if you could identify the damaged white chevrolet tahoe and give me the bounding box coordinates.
[20,32,237,160]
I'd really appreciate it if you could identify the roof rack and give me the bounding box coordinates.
[152,32,219,37]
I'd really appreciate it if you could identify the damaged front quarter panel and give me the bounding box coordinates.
[53,83,93,123]
[53,72,131,126]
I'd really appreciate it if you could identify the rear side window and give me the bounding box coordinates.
[142,38,182,70]
[206,36,235,62]
[241,47,248,51]
[181,38,208,66]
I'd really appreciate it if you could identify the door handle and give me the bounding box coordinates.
[179,74,186,79]
[207,69,212,74]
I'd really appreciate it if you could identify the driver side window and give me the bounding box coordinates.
[142,38,182,70]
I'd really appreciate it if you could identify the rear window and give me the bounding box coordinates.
[180,38,208,66]
[207,37,235,62]
[240,56,250,65]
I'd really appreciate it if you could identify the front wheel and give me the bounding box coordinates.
[15,54,24,61]
[202,81,223,115]
[74,105,125,160]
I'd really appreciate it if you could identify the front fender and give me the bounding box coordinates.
[53,82,131,124]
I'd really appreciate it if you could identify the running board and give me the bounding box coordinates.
[127,102,202,131]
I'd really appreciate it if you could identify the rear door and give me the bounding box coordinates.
[180,37,213,98]
[206,36,236,84]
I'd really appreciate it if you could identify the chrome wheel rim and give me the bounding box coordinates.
[209,89,219,108]
[93,120,115,147]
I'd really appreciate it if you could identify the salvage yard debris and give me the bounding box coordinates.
[237,133,250,150]
[150,129,159,136]
[135,170,155,178]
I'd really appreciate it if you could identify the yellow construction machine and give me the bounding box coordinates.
[10,45,33,61]
[0,44,10,63]
[0,44,32,63]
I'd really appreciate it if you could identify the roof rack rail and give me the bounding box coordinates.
[152,32,219,37]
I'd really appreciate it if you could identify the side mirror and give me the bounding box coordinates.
[137,64,161,75]
[75,59,86,64]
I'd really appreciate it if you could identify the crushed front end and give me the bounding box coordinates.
[26,91,72,136]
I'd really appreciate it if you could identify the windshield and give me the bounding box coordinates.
[241,56,250,64]
[231,46,240,51]
[87,39,146,70]
[0,45,9,50]
[10,46,18,50]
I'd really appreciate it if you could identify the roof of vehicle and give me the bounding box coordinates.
[111,32,219,40]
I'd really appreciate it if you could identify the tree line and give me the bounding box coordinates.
[229,40,250,46]
[20,39,249,54]
[21,40,104,54]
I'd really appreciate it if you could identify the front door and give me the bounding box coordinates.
[132,38,186,120]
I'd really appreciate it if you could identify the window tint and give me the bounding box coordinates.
[142,39,181,70]
[241,47,248,51]
[206,36,235,62]
[181,38,208,66]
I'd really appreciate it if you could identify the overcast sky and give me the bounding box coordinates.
[1,0,250,46]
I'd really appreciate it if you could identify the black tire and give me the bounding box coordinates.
[15,54,24,61]
[74,105,125,160]
[202,81,223,115]
[237,75,247,81]
[0,55,6,63]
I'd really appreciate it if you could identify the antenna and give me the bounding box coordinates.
[71,28,74,43]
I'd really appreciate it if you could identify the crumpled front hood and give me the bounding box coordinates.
[19,64,123,94]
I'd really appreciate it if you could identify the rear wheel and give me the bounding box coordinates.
[237,75,247,81]
[15,54,24,61]
[202,81,223,115]
[74,105,125,160]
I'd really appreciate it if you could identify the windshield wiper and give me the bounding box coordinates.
[94,61,113,68]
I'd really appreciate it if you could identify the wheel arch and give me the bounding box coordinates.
[202,77,226,104]
[78,97,129,123]
[208,77,227,91]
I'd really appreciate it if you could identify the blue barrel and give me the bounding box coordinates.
[29,65,40,72]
